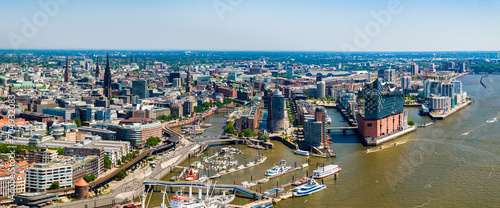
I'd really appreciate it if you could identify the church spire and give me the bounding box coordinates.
[64,56,70,82]
[95,55,100,78]
[103,52,112,98]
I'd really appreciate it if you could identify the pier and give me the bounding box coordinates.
[144,180,263,199]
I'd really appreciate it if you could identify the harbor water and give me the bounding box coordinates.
[145,75,499,207]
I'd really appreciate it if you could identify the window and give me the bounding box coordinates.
[367,123,372,127]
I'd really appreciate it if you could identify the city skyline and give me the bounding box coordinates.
[1,0,500,51]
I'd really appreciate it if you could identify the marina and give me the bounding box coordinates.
[121,75,497,208]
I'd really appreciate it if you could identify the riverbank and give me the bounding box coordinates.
[428,99,472,120]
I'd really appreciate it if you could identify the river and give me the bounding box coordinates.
[144,75,499,207]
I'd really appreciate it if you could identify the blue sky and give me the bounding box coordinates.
[1,0,499,51]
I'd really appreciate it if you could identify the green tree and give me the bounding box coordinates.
[104,154,111,169]
[243,128,253,138]
[147,136,162,147]
[408,118,415,126]
[261,133,270,142]
[116,170,127,181]
[117,160,122,166]
[171,112,178,119]
[73,118,82,127]
[50,181,60,190]
[83,174,96,182]
[237,131,244,138]
[224,121,237,135]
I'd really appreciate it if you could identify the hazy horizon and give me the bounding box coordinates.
[2,0,500,51]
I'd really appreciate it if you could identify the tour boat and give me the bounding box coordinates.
[312,164,341,179]
[185,169,199,181]
[292,177,311,186]
[264,165,291,176]
[294,149,310,156]
[293,179,327,197]
[487,118,497,123]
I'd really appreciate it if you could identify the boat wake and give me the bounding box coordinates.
[486,117,497,123]
[364,141,406,153]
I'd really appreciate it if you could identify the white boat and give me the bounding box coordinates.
[246,162,255,167]
[312,164,341,179]
[197,176,208,183]
[169,195,208,208]
[237,165,245,170]
[264,165,291,176]
[487,118,497,123]
[325,115,332,124]
[240,181,257,188]
[208,192,235,205]
[294,149,310,156]
[293,179,326,197]
[257,178,269,184]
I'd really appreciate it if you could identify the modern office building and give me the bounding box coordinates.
[316,81,326,98]
[64,147,104,176]
[14,193,58,207]
[132,80,148,99]
[411,63,419,75]
[401,76,412,91]
[117,118,162,147]
[358,78,406,138]
[451,80,463,95]
[440,83,455,98]
[183,99,196,116]
[0,175,10,197]
[267,89,286,133]
[173,78,182,88]
[169,104,183,118]
[197,76,211,85]
[42,107,75,120]
[26,164,73,192]
[430,96,452,112]
[303,107,326,148]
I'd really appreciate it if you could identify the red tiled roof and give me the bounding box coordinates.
[75,178,89,186]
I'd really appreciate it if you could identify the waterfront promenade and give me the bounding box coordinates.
[428,99,472,120]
